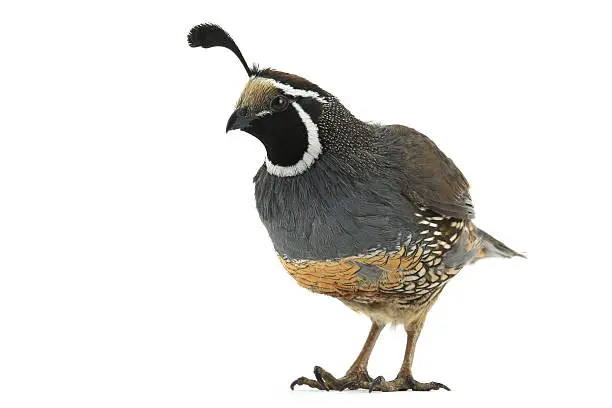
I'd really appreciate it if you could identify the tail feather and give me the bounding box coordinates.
[474,228,525,261]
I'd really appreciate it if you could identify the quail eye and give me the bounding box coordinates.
[270,95,289,112]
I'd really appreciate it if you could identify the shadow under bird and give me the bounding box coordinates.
[188,23,524,392]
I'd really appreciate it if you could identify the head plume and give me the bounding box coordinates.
[187,23,252,76]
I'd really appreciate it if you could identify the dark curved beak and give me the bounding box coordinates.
[226,107,255,132]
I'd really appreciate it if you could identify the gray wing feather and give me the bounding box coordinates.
[386,124,475,220]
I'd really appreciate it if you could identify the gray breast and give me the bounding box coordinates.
[253,151,421,260]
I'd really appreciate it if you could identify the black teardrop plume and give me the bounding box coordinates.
[187,23,252,76]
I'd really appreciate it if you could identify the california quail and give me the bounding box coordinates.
[188,23,524,392]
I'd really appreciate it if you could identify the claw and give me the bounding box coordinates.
[369,375,385,393]
[313,366,329,391]
[292,369,450,392]
[290,377,303,390]
[433,382,451,391]
[290,376,327,391]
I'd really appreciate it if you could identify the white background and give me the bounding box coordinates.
[1,1,611,407]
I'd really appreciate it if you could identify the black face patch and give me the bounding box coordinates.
[296,96,323,123]
[246,102,309,167]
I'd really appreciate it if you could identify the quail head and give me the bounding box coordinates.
[188,23,523,392]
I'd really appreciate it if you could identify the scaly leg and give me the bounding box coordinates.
[369,312,450,392]
[290,321,385,391]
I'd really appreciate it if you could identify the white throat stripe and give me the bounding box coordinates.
[264,101,322,177]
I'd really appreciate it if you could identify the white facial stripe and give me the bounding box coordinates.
[257,78,327,104]
[265,101,322,177]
